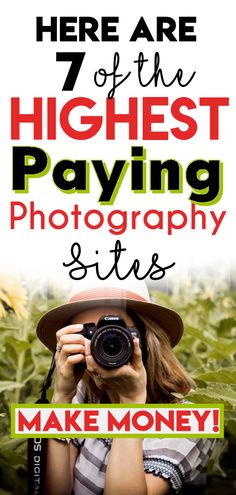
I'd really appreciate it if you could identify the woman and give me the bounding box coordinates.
[37,282,214,495]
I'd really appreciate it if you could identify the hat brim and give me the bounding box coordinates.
[36,298,183,351]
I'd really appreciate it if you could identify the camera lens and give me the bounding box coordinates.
[91,326,134,368]
[103,334,122,356]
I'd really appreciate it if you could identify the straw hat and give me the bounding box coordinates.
[37,281,183,351]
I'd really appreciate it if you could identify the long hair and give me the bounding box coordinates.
[84,312,194,404]
[138,314,195,403]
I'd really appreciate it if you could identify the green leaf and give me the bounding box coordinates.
[0,323,21,331]
[186,384,236,409]
[0,489,13,495]
[0,381,23,393]
[1,437,26,451]
[0,355,16,380]
[193,367,236,384]
[225,419,236,444]
[217,317,236,335]
[185,326,236,357]
[0,447,25,467]
[193,379,208,388]
[4,336,30,353]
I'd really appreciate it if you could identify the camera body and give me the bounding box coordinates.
[80,314,141,369]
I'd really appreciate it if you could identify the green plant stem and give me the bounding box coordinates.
[15,350,26,403]
[14,317,29,404]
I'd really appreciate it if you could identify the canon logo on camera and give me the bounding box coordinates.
[104,316,119,320]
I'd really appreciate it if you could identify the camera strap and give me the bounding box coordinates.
[27,351,56,495]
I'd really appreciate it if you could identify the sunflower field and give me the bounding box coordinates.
[0,275,235,495]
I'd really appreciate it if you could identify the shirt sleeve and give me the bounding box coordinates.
[72,380,87,404]
[71,381,87,448]
[143,437,215,493]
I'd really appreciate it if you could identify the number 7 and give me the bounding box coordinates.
[56,52,86,91]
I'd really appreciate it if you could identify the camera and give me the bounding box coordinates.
[80,314,142,369]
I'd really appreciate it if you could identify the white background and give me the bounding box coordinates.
[0,0,235,289]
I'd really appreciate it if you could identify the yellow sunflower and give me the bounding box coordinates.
[0,276,28,319]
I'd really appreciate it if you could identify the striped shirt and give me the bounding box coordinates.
[72,381,215,494]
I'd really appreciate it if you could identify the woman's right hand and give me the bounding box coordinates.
[52,324,87,403]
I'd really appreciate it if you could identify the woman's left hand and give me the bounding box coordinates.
[85,338,147,404]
